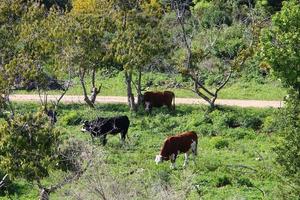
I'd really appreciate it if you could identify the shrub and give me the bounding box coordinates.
[237,177,254,187]
[242,116,263,130]
[204,159,221,172]
[210,110,240,130]
[275,91,300,191]
[0,172,13,196]
[216,175,232,187]
[226,128,255,140]
[262,115,278,133]
[60,111,83,126]
[215,139,229,149]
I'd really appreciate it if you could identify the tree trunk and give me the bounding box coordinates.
[79,69,94,108]
[90,67,101,104]
[125,71,136,111]
[39,188,50,200]
[136,68,143,107]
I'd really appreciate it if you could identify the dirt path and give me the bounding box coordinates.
[10,94,283,108]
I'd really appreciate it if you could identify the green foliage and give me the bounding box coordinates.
[193,0,232,28]
[237,177,254,187]
[212,24,247,60]
[214,139,229,149]
[242,116,263,130]
[226,128,256,140]
[60,111,83,126]
[260,1,300,195]
[275,91,300,192]
[0,111,61,182]
[260,0,300,91]
[0,103,286,199]
[216,175,232,187]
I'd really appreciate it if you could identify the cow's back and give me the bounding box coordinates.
[115,115,130,129]
[144,92,165,107]
[160,131,198,158]
[172,131,197,153]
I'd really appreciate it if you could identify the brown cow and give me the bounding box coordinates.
[142,91,175,113]
[155,131,198,169]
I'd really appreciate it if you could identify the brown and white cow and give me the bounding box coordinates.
[142,91,175,113]
[155,131,198,169]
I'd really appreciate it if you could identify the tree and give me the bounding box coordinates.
[260,0,300,196]
[166,0,256,109]
[111,0,169,111]
[0,111,93,200]
[0,111,60,199]
[0,0,28,116]
[59,0,115,108]
[260,0,300,94]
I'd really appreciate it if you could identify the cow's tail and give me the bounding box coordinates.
[194,139,198,156]
[172,93,175,110]
[192,132,198,156]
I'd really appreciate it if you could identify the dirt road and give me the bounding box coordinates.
[10,94,283,108]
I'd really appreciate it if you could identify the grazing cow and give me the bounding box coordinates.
[81,115,130,145]
[155,131,198,169]
[142,91,175,113]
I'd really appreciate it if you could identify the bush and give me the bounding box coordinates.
[204,159,221,172]
[275,91,300,191]
[237,177,254,187]
[0,111,61,181]
[215,139,229,149]
[262,115,278,133]
[198,5,232,28]
[216,175,232,187]
[226,128,256,140]
[0,172,13,196]
[242,116,263,130]
[210,110,240,130]
[60,111,83,126]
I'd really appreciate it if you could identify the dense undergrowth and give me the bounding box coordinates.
[0,103,292,200]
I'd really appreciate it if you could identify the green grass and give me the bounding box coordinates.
[14,72,287,100]
[0,103,287,199]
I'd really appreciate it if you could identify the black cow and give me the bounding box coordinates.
[81,115,130,145]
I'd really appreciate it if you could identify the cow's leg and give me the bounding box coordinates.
[100,135,107,146]
[191,140,197,163]
[170,154,176,169]
[183,153,189,168]
[120,130,127,145]
[90,134,95,142]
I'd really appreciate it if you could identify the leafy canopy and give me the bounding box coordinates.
[260,0,300,91]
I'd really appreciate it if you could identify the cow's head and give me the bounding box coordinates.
[81,120,90,132]
[144,101,151,112]
[155,155,163,164]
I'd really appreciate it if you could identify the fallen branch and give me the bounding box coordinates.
[0,174,8,189]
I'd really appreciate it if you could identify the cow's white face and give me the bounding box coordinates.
[81,121,89,132]
[145,101,151,111]
[155,155,163,164]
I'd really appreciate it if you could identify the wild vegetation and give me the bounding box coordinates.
[0,103,293,200]
[0,0,299,199]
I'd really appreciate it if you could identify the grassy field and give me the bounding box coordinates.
[15,72,287,100]
[0,102,289,200]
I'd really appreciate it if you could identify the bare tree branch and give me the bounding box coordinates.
[0,174,8,189]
